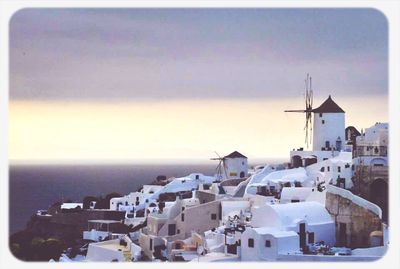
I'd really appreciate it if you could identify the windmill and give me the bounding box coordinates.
[284,74,314,148]
[210,152,228,181]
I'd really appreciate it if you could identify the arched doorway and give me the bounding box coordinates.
[370,179,388,222]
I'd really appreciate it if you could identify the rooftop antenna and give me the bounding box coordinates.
[284,74,314,148]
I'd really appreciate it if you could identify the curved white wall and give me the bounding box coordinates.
[313,113,345,151]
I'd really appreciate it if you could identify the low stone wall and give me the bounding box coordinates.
[325,185,382,249]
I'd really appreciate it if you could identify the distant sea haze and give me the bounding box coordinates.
[8,161,282,234]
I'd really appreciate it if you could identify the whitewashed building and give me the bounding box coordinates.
[110,185,163,211]
[245,167,313,197]
[354,122,388,166]
[305,151,353,189]
[241,227,300,261]
[289,95,346,168]
[251,202,335,247]
[221,151,248,180]
[312,95,346,152]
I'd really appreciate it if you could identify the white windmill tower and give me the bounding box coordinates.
[285,74,345,152]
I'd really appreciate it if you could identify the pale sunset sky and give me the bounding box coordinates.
[9,9,388,164]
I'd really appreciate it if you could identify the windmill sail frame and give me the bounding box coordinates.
[284,73,314,148]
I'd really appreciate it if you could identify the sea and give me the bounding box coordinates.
[9,160,284,235]
[9,164,217,235]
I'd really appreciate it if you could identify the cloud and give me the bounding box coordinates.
[10,8,388,100]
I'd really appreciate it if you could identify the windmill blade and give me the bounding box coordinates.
[215,160,222,180]
[214,151,222,159]
[310,77,313,108]
[284,109,307,113]
[303,74,314,149]
[222,159,228,179]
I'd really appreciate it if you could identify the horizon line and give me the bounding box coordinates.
[9,157,289,166]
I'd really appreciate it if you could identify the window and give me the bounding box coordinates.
[150,238,153,250]
[211,213,217,220]
[325,141,330,148]
[308,232,315,244]
[177,229,180,234]
[323,158,328,161]
[181,213,185,222]
[248,238,254,248]
[338,166,341,172]
[320,167,325,172]
[322,120,325,124]
[291,199,300,203]
[265,240,271,247]
[168,224,176,236]
[270,186,275,191]
[319,113,323,117]
[327,166,330,172]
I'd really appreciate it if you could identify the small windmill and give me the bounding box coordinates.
[284,74,314,148]
[210,152,228,181]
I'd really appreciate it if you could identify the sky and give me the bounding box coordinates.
[9,8,388,164]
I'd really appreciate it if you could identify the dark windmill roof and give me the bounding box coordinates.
[312,95,345,113]
[224,151,247,159]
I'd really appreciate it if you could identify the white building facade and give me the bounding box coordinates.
[221,151,248,180]
[312,95,346,152]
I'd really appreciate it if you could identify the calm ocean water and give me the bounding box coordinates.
[9,164,217,235]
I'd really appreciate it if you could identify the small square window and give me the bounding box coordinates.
[211,213,217,220]
[248,238,254,248]
[322,120,325,124]
[319,113,323,117]
[265,240,271,247]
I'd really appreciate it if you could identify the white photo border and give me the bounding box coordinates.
[1,1,399,269]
